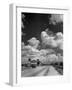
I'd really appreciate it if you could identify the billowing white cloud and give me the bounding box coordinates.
[55,32,63,49]
[23,45,40,56]
[40,49,49,56]
[41,31,57,47]
[39,49,55,56]
[21,45,40,61]
[56,32,63,39]
[28,37,40,49]
[49,14,63,25]
[23,45,39,52]
[47,54,58,62]
[56,39,63,50]
[41,31,63,49]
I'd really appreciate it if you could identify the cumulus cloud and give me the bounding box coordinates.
[23,45,39,52]
[21,45,40,61]
[56,32,63,39]
[40,49,49,56]
[39,49,55,56]
[41,31,57,47]
[49,14,63,25]
[28,37,40,49]
[56,39,63,50]
[47,54,58,62]
[55,32,63,49]
[41,31,63,49]
[23,45,40,56]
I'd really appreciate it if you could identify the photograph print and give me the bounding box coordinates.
[21,12,63,77]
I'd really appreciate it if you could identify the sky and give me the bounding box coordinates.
[21,12,63,44]
[21,13,63,64]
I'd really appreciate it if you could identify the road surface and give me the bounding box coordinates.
[21,66,60,77]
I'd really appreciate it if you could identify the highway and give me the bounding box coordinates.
[21,66,60,77]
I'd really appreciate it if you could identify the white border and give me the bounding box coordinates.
[9,4,70,86]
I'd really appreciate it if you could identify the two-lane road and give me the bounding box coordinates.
[21,66,60,77]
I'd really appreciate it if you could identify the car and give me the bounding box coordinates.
[30,60,37,68]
